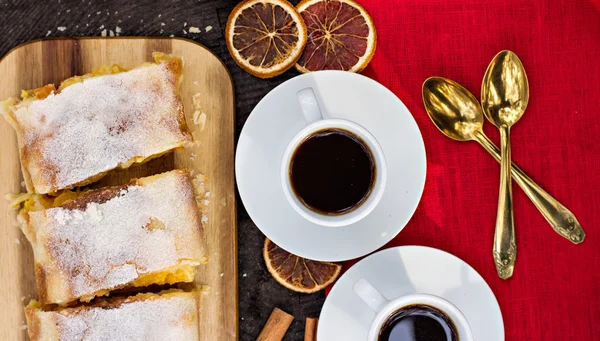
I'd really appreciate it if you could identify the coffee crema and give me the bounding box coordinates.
[378,305,458,341]
[289,128,375,215]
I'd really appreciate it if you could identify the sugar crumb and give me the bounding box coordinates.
[193,81,199,86]
[182,29,187,34]
[183,22,187,27]
[15,239,20,245]
[115,26,122,34]
[242,273,247,277]
[220,273,224,277]
[161,22,165,26]
[101,29,107,37]
[109,30,115,37]
[169,34,174,37]
[57,26,66,31]
[45,30,52,37]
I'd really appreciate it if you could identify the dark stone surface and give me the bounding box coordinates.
[0,1,324,340]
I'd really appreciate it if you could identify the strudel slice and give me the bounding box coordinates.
[19,170,206,305]
[25,290,200,341]
[0,53,192,194]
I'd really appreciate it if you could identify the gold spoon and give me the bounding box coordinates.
[422,77,586,274]
[481,50,527,279]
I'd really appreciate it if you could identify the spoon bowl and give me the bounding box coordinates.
[481,50,529,128]
[422,77,484,141]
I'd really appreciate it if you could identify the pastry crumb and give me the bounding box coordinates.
[200,285,211,295]
[189,26,201,33]
[205,26,213,32]
[192,110,207,131]
[192,93,202,108]
[101,29,107,37]
[15,239,20,245]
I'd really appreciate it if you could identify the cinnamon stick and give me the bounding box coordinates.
[304,317,318,341]
[256,308,294,341]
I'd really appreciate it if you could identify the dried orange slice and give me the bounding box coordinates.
[264,238,342,293]
[296,0,377,73]
[225,0,308,78]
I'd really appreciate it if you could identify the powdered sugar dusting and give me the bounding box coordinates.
[25,171,204,304]
[10,61,189,194]
[40,294,198,340]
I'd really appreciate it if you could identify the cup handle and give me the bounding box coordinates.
[353,278,389,312]
[297,88,324,125]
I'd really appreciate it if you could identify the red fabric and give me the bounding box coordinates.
[327,0,600,340]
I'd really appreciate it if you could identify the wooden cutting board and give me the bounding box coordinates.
[0,38,237,340]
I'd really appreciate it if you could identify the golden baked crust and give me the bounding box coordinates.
[25,290,200,341]
[0,53,192,194]
[19,170,206,305]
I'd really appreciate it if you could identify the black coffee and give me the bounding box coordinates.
[289,128,375,215]
[379,305,458,341]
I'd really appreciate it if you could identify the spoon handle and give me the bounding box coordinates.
[474,131,585,244]
[492,126,517,279]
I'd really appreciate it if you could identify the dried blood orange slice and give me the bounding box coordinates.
[225,0,308,78]
[264,238,342,293]
[296,0,377,73]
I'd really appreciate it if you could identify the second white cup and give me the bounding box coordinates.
[353,278,473,341]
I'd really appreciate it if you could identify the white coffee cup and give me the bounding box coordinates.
[353,278,473,341]
[280,88,387,227]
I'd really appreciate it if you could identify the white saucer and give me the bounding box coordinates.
[319,246,505,340]
[235,71,426,261]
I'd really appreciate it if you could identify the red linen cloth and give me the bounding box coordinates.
[327,0,600,340]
